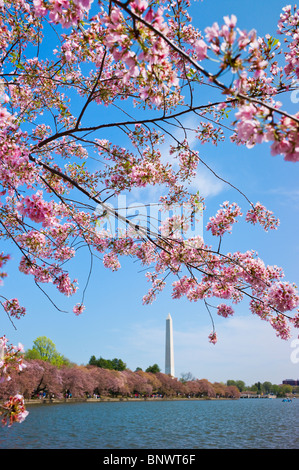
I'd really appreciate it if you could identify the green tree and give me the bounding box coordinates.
[89,355,97,366]
[111,358,127,371]
[226,380,246,392]
[88,356,126,371]
[145,364,161,374]
[271,384,280,396]
[254,381,262,393]
[96,357,114,369]
[262,381,273,394]
[280,384,293,397]
[25,336,70,367]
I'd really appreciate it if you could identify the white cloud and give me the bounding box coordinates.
[188,167,225,198]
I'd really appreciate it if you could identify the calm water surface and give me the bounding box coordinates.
[0,398,298,449]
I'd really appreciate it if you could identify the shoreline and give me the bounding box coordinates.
[23,395,287,406]
[23,396,233,406]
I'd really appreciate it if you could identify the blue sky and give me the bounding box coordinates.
[1,0,299,386]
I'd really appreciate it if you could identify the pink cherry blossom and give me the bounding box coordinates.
[73,303,86,315]
[246,203,280,231]
[267,281,299,313]
[194,39,208,61]
[208,332,217,344]
[216,304,234,318]
[1,394,29,427]
[206,201,242,236]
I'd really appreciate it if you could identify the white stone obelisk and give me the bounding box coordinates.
[165,313,175,377]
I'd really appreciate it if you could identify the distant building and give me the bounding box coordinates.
[282,379,299,386]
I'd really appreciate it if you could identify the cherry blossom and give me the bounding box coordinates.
[217,304,234,318]
[73,303,86,315]
[0,337,26,383]
[208,332,217,345]
[0,394,29,427]
[206,201,242,237]
[246,203,280,231]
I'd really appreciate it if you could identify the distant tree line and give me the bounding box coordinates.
[89,355,127,371]
[5,338,293,401]
[226,379,297,397]
[0,359,242,401]
[88,356,161,374]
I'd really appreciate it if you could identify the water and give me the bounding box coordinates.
[0,398,298,449]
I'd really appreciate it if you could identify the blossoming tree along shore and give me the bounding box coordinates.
[0,0,299,424]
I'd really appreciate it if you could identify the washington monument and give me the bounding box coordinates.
[165,313,175,377]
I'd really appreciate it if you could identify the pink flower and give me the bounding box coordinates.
[131,0,148,14]
[144,8,154,23]
[1,394,29,427]
[270,314,291,340]
[271,139,293,158]
[223,15,237,28]
[217,304,234,318]
[2,298,26,319]
[205,22,220,41]
[33,0,48,17]
[73,0,92,9]
[235,103,257,120]
[53,273,78,296]
[16,191,56,226]
[235,119,258,147]
[206,201,242,236]
[73,303,85,315]
[208,332,217,344]
[194,39,207,61]
[103,252,121,271]
[246,203,279,231]
[268,281,299,313]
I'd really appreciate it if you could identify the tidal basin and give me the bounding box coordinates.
[0,397,298,449]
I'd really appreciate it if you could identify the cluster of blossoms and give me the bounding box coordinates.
[206,201,242,237]
[73,303,85,315]
[277,4,299,79]
[1,298,26,319]
[0,394,29,427]
[269,314,291,341]
[193,11,299,162]
[16,191,59,227]
[159,214,189,239]
[233,103,299,162]
[267,281,299,313]
[246,202,280,231]
[216,304,234,318]
[0,336,26,383]
[53,273,78,296]
[139,232,299,342]
[206,200,279,237]
[208,332,217,345]
[18,256,78,298]
[33,0,93,28]
[101,1,179,107]
[103,252,121,272]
